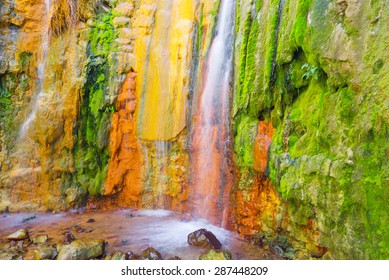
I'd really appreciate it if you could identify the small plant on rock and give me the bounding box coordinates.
[301,63,319,81]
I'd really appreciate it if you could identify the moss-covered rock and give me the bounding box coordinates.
[234,0,389,259]
[73,10,118,196]
[199,249,232,260]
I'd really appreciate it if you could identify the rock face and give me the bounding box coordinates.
[233,0,389,260]
[199,249,232,260]
[188,229,222,249]
[6,229,29,240]
[0,0,387,260]
[56,239,104,260]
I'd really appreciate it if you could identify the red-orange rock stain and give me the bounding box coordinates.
[100,72,143,208]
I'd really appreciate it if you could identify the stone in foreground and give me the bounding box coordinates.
[199,249,232,260]
[188,228,222,249]
[141,247,162,260]
[63,231,76,244]
[105,251,127,260]
[56,239,104,260]
[6,229,29,241]
[32,234,49,244]
[33,245,58,260]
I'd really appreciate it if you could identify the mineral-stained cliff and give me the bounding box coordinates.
[0,0,216,212]
[0,0,388,259]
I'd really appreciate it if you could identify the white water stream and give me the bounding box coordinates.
[19,0,52,139]
[191,0,235,223]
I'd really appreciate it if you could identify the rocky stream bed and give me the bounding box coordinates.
[0,210,283,260]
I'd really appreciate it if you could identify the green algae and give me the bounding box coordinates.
[73,11,117,196]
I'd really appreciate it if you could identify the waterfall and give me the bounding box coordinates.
[19,0,52,139]
[191,0,235,226]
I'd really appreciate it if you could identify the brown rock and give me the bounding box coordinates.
[32,234,49,244]
[199,249,232,260]
[105,251,127,260]
[7,229,29,241]
[56,239,105,260]
[187,229,222,249]
[63,231,76,244]
[141,247,162,260]
[33,245,58,260]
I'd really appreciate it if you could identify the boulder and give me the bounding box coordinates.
[32,234,48,244]
[7,229,29,241]
[56,239,105,260]
[199,249,232,260]
[127,251,141,260]
[105,251,127,260]
[141,247,162,260]
[63,231,76,244]
[187,229,222,249]
[168,256,181,260]
[33,245,57,260]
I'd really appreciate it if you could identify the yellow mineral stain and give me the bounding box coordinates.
[133,0,195,141]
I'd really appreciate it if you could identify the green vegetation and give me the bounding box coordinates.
[0,80,12,130]
[73,11,117,196]
[233,0,388,259]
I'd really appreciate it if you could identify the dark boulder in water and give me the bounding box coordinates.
[187,228,222,249]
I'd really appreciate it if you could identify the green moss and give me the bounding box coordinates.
[89,12,117,56]
[267,0,283,88]
[73,10,117,196]
[0,79,12,131]
[358,111,389,259]
[197,3,204,53]
[290,0,312,47]
[238,12,257,114]
[18,51,33,69]
[339,87,355,122]
[233,0,388,260]
[0,73,29,148]
[234,116,258,169]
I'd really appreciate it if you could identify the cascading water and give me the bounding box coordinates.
[191,0,235,226]
[19,0,52,139]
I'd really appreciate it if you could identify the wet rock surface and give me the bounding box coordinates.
[33,245,58,260]
[7,229,29,240]
[105,251,127,260]
[32,234,49,244]
[56,239,105,260]
[141,247,163,260]
[63,231,76,244]
[188,229,222,249]
[199,249,232,260]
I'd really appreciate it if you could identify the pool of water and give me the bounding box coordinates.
[0,209,274,260]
